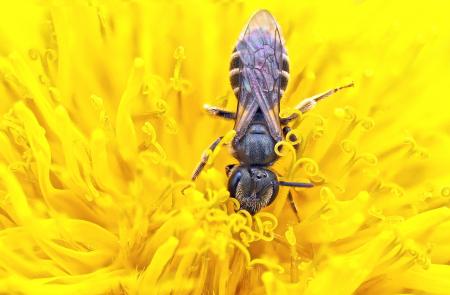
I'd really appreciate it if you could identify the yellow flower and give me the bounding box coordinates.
[0,0,449,294]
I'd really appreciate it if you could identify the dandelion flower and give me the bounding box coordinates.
[0,1,449,294]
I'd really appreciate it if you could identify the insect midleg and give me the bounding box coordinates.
[280,82,354,125]
[203,104,236,120]
[191,136,224,181]
[282,126,298,144]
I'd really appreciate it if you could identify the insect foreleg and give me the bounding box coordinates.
[204,104,236,120]
[287,191,301,223]
[191,136,224,181]
[280,82,354,124]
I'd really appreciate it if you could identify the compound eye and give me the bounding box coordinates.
[227,170,242,197]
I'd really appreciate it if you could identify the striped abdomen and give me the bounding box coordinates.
[229,48,290,99]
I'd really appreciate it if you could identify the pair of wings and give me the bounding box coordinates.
[234,10,286,142]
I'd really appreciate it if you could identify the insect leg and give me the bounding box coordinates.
[282,126,298,143]
[204,104,236,120]
[282,126,310,222]
[280,82,354,124]
[287,191,301,223]
[225,164,236,177]
[191,136,224,181]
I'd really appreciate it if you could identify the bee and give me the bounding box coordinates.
[192,9,353,215]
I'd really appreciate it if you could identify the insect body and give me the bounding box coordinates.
[192,10,353,215]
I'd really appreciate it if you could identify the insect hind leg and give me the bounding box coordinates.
[280,82,354,125]
[204,104,236,120]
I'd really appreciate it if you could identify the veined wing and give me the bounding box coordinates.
[231,9,289,142]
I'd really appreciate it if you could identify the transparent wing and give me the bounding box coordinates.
[234,9,285,142]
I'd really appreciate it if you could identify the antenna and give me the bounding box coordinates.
[278,181,314,188]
